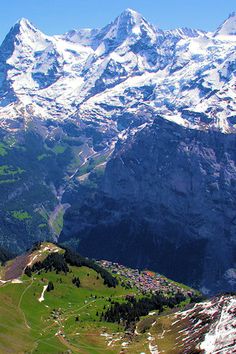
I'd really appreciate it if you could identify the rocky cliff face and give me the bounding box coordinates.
[61,117,236,294]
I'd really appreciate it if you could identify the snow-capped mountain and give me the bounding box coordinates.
[0,9,236,295]
[215,11,236,37]
[0,9,235,134]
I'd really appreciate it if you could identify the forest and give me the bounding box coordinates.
[103,292,187,328]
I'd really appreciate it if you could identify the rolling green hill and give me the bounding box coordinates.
[0,242,200,354]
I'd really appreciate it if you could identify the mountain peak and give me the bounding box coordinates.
[99,8,156,46]
[120,8,141,18]
[117,8,146,27]
[17,17,31,26]
[0,17,48,63]
[214,12,236,36]
[15,18,38,33]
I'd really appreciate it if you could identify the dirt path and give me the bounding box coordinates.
[57,334,82,353]
[18,278,34,329]
[4,253,29,281]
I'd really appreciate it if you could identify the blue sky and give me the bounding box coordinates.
[0,0,234,41]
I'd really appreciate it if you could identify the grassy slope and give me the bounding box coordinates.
[0,263,139,353]
[136,309,204,354]
[0,243,199,353]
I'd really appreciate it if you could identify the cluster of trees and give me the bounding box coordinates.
[47,281,54,292]
[25,266,32,277]
[72,276,80,287]
[24,246,118,288]
[64,249,118,288]
[103,292,186,328]
[25,253,69,276]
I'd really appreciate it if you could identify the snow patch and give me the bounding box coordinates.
[11,279,23,284]
[200,297,236,353]
[38,285,48,302]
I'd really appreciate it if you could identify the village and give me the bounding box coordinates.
[98,260,195,297]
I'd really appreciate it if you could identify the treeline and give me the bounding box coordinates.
[64,249,118,288]
[103,292,186,327]
[25,253,69,276]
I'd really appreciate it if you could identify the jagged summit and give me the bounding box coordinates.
[1,16,47,49]
[117,8,146,25]
[0,9,234,130]
[165,27,206,38]
[11,17,41,37]
[97,7,157,48]
[115,7,155,34]
[121,8,141,18]
[214,11,236,36]
[16,17,33,27]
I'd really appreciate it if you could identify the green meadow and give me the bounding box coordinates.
[0,263,138,353]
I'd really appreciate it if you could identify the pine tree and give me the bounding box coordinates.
[47,281,54,292]
[25,266,32,277]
